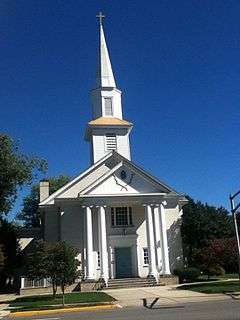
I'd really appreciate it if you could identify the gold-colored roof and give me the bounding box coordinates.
[88,117,132,126]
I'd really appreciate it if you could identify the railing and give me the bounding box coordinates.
[20,277,51,289]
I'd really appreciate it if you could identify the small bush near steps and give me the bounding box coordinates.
[173,267,201,283]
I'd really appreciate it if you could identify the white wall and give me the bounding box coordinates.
[91,87,123,120]
[165,204,184,270]
[91,128,131,163]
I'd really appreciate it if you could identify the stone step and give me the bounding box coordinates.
[106,283,160,289]
[104,277,165,290]
[106,283,165,289]
[108,278,153,283]
[108,280,155,285]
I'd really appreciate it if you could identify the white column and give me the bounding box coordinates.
[153,205,162,272]
[20,277,25,289]
[144,205,158,279]
[159,203,171,275]
[85,206,94,280]
[98,206,109,284]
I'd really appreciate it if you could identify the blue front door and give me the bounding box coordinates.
[115,247,132,278]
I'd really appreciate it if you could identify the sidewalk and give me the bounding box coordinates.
[0,294,17,319]
[104,285,231,307]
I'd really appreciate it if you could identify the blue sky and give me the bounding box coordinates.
[1,1,240,219]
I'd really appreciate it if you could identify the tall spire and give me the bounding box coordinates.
[86,13,132,163]
[96,12,116,88]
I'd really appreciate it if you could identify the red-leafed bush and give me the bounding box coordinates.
[192,238,238,276]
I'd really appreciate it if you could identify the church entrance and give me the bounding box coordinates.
[115,247,133,278]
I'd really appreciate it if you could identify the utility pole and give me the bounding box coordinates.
[229,190,240,281]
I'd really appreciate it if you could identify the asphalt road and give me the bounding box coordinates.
[6,300,240,320]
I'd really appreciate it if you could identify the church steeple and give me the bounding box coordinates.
[96,13,116,88]
[85,13,133,164]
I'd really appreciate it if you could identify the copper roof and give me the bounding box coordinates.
[88,117,132,126]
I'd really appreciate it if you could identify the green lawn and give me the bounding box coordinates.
[10,292,115,311]
[198,274,239,281]
[179,280,240,294]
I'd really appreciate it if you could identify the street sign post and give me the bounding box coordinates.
[229,190,240,281]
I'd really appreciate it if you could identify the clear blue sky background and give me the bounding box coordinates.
[1,1,240,219]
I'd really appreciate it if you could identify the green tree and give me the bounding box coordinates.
[51,242,80,306]
[27,241,80,304]
[0,219,22,290]
[0,244,5,274]
[181,196,234,265]
[0,134,47,216]
[18,175,71,227]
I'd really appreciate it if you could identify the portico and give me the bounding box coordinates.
[81,196,171,285]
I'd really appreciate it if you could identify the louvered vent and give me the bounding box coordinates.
[106,134,117,151]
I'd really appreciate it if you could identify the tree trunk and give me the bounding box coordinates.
[52,279,57,298]
[61,284,65,306]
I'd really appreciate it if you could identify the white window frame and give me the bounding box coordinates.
[104,97,113,116]
[143,248,149,265]
[111,207,133,227]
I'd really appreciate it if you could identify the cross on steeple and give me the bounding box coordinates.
[96,11,105,25]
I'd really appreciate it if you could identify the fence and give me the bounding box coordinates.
[20,277,51,289]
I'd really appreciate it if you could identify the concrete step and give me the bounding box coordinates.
[105,277,163,290]
[108,278,153,283]
[106,283,160,289]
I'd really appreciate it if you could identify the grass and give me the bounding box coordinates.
[198,274,239,281]
[179,280,240,294]
[9,292,115,312]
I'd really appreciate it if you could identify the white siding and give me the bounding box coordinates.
[116,134,131,160]
[92,128,131,163]
[92,135,106,163]
[165,205,183,270]
[91,88,123,120]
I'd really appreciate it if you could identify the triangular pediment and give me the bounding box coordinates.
[39,151,178,206]
[82,162,167,195]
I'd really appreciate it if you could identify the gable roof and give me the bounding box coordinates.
[111,152,178,194]
[39,151,113,206]
[39,151,182,206]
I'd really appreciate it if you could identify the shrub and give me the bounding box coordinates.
[173,267,200,283]
[208,265,225,277]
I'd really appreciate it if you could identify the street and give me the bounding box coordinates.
[7,299,240,320]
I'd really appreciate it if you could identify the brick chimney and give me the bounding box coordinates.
[39,180,49,202]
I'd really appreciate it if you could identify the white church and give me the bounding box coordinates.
[39,14,187,289]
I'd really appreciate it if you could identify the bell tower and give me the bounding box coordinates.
[85,13,133,164]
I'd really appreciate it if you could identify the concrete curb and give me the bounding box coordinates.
[9,303,118,317]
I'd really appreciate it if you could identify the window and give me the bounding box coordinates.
[111,207,133,227]
[104,97,113,116]
[143,248,149,265]
[106,134,117,151]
